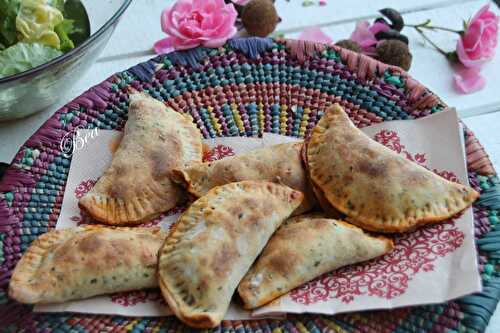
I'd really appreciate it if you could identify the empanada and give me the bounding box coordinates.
[238,215,393,309]
[310,182,344,219]
[158,181,303,328]
[173,142,316,215]
[9,226,166,304]
[306,104,479,233]
[79,93,203,225]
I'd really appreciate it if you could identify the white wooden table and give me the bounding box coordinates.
[0,0,499,330]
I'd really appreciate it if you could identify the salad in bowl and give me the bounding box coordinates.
[1,0,89,78]
[0,0,130,121]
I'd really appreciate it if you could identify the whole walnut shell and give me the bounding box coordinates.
[242,0,279,37]
[335,39,363,53]
[375,39,412,71]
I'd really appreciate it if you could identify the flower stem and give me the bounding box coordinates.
[406,22,462,34]
[425,25,462,33]
[414,27,448,56]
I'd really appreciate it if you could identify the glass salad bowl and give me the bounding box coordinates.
[0,0,132,121]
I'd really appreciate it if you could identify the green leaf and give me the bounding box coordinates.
[0,42,63,78]
[0,0,21,47]
[49,0,65,12]
[63,0,90,46]
[446,51,459,64]
[463,18,470,31]
[55,19,75,52]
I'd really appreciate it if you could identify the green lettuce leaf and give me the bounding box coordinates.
[54,19,75,52]
[60,0,90,46]
[0,0,21,47]
[0,42,62,78]
[49,0,65,12]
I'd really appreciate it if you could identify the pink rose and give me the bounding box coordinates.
[154,0,238,54]
[231,0,251,5]
[350,21,390,52]
[456,4,499,69]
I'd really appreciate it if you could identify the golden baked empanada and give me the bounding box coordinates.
[173,142,315,215]
[310,182,344,219]
[79,93,203,225]
[9,226,166,304]
[158,181,303,328]
[306,104,479,233]
[238,215,393,309]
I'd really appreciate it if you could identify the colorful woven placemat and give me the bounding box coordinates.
[1,37,499,333]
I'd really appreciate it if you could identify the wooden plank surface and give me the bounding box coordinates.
[97,0,479,58]
[275,0,478,32]
[287,0,500,117]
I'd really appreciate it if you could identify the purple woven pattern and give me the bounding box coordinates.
[0,38,498,333]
